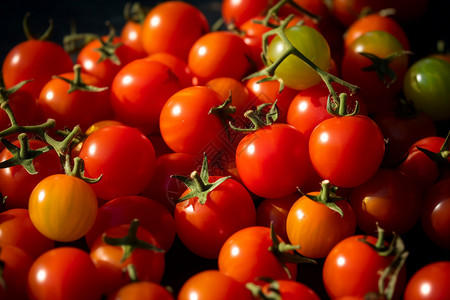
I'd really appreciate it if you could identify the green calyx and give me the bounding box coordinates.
[171,154,230,205]
[229,101,279,133]
[94,21,123,65]
[300,180,346,217]
[359,50,412,87]
[267,222,316,279]
[246,278,282,300]
[209,93,237,139]
[102,218,165,264]
[326,93,360,117]
[123,2,149,24]
[52,64,108,93]
[416,130,450,179]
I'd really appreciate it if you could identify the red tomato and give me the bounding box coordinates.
[174,171,256,259]
[108,281,174,300]
[27,247,102,300]
[78,125,156,200]
[188,31,254,85]
[0,244,33,300]
[323,234,407,299]
[350,168,422,235]
[120,15,147,58]
[145,52,194,88]
[286,182,357,258]
[218,226,299,284]
[141,1,209,61]
[178,269,254,300]
[421,178,450,250]
[110,58,183,135]
[89,221,165,296]
[255,279,321,300]
[0,139,62,210]
[85,195,175,251]
[2,35,73,100]
[309,114,385,188]
[38,65,112,131]
[0,88,44,130]
[235,122,310,199]
[221,0,276,27]
[0,208,54,259]
[331,0,389,27]
[403,261,450,300]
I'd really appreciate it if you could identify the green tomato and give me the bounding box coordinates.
[403,57,450,121]
[267,24,331,90]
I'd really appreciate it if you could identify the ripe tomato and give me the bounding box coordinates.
[110,58,183,135]
[141,1,209,61]
[235,122,310,199]
[78,125,156,200]
[120,7,147,58]
[178,269,254,300]
[89,221,165,296]
[403,261,450,300]
[188,31,253,85]
[174,166,256,259]
[0,88,44,130]
[27,247,102,300]
[330,0,389,27]
[323,234,407,299]
[0,139,62,210]
[218,226,299,284]
[309,114,385,188]
[85,195,176,252]
[108,281,174,300]
[221,0,276,27]
[145,52,194,88]
[403,57,450,121]
[2,33,73,100]
[0,244,33,300]
[253,278,321,300]
[38,65,112,131]
[421,178,450,250]
[0,208,54,259]
[28,173,98,242]
[350,168,422,235]
[286,181,356,258]
[266,24,331,90]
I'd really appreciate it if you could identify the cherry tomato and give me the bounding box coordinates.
[0,88,44,130]
[28,173,98,242]
[0,208,54,259]
[330,0,389,27]
[178,269,254,300]
[141,1,209,61]
[403,57,450,121]
[27,247,102,300]
[120,18,147,59]
[110,58,183,135]
[218,226,298,284]
[188,31,253,85]
[145,52,194,88]
[221,0,276,27]
[0,139,62,210]
[78,125,156,200]
[256,279,321,300]
[309,114,385,188]
[350,168,422,235]
[108,281,174,300]
[403,261,450,300]
[85,195,175,251]
[267,24,331,90]
[0,244,33,300]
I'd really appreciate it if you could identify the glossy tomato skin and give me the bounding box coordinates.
[309,115,385,188]
[188,31,253,85]
[108,281,174,300]
[222,0,276,27]
[145,52,194,88]
[218,226,298,284]
[78,125,156,200]
[350,168,422,235]
[2,39,73,99]
[286,192,356,258]
[141,1,209,61]
[0,244,34,300]
[110,58,183,135]
[85,195,175,251]
[403,57,450,121]
[235,123,310,199]
[89,223,166,296]
[28,174,98,242]
[0,139,62,210]
[178,269,254,300]
[120,20,147,58]
[38,69,112,131]
[174,176,256,259]
[331,0,389,27]
[421,178,450,250]
[403,261,450,300]
[267,24,331,90]
[323,234,407,299]
[0,208,54,259]
[27,247,102,300]
[260,279,321,300]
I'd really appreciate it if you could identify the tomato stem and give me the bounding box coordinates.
[52,64,108,93]
[22,12,54,41]
[300,180,345,217]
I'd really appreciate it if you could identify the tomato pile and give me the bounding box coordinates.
[1,0,450,299]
